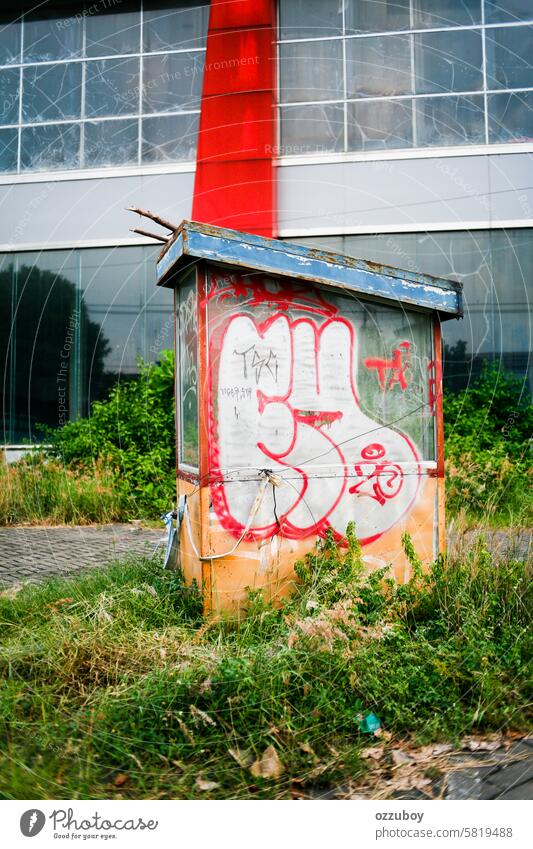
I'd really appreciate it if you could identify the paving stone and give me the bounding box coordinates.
[0,524,163,587]
[446,741,533,800]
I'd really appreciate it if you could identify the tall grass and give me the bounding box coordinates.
[0,456,134,525]
[0,531,530,800]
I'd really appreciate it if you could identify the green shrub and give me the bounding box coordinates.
[44,350,176,516]
[444,363,532,524]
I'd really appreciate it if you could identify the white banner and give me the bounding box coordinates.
[1,799,530,849]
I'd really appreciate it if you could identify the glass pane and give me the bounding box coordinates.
[415,94,485,146]
[85,57,140,118]
[0,255,12,442]
[144,268,174,361]
[279,40,344,103]
[141,112,199,162]
[80,247,146,407]
[177,271,198,468]
[0,14,21,65]
[346,34,412,98]
[20,123,80,170]
[488,90,533,142]
[278,0,343,40]
[142,51,204,113]
[12,252,79,440]
[414,30,483,94]
[412,0,481,28]
[345,0,411,34]
[85,1,140,57]
[143,0,209,51]
[84,119,138,167]
[0,127,17,171]
[485,1,533,23]
[24,6,82,63]
[491,229,533,306]
[0,68,19,125]
[22,63,82,123]
[280,103,345,154]
[348,98,413,150]
[486,25,533,89]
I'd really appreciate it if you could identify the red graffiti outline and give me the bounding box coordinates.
[202,270,338,318]
[207,286,421,546]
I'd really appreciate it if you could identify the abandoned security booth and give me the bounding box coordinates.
[153,220,462,615]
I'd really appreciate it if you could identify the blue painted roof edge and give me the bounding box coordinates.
[156,220,463,318]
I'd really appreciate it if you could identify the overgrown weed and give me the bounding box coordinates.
[0,530,530,799]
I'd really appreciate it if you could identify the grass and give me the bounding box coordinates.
[0,528,531,800]
[0,455,138,526]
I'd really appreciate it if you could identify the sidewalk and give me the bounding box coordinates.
[0,523,162,587]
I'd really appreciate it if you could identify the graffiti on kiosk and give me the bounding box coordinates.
[207,274,427,545]
[364,341,412,391]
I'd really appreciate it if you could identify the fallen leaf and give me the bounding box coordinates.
[299,742,317,757]
[113,773,128,787]
[250,745,285,779]
[391,749,415,767]
[195,778,219,792]
[362,746,385,761]
[468,739,501,753]
[145,585,158,598]
[228,747,254,768]
[159,647,167,659]
[432,743,453,756]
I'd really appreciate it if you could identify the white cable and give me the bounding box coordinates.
[183,472,273,561]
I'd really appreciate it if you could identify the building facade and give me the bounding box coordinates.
[1,0,532,445]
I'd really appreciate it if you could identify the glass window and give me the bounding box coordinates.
[142,112,199,162]
[290,229,532,393]
[0,14,21,65]
[22,63,82,123]
[415,94,486,146]
[11,251,79,440]
[0,68,19,125]
[20,123,81,171]
[0,3,208,174]
[85,1,141,57]
[413,1,481,28]
[348,98,413,150]
[85,58,140,119]
[279,2,533,155]
[1,245,172,440]
[280,103,345,154]
[142,51,204,113]
[414,30,483,94]
[84,119,138,167]
[345,0,411,34]
[486,25,533,89]
[279,0,343,40]
[488,90,533,142]
[280,40,344,103]
[143,1,210,51]
[0,127,17,171]
[485,1,533,23]
[24,7,83,63]
[346,34,412,98]
[177,271,198,469]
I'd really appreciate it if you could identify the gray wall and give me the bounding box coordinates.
[278,153,533,235]
[0,170,195,250]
